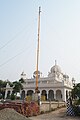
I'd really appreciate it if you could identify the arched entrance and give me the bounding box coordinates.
[26,90,34,101]
[56,90,62,101]
[21,90,25,100]
[27,90,33,96]
[48,90,54,101]
[7,91,11,99]
[41,90,47,101]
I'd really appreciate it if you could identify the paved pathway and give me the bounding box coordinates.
[30,107,80,120]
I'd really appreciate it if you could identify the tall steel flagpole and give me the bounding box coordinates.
[35,7,41,93]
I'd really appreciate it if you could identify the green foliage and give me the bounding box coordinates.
[0,80,7,88]
[0,79,23,99]
[72,105,80,116]
[13,81,23,93]
[72,87,80,116]
[72,83,80,99]
[74,99,80,105]
[19,78,25,83]
[8,81,13,87]
[0,80,7,98]
[11,93,16,100]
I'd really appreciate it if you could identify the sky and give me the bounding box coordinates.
[0,0,80,83]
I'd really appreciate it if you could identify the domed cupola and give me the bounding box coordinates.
[48,60,62,78]
[50,60,61,74]
[33,70,42,78]
[21,71,27,79]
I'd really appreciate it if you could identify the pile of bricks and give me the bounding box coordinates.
[0,101,40,117]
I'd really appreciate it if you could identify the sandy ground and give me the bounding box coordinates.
[30,107,80,120]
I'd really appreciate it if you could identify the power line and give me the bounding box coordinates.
[0,43,34,68]
[0,25,31,50]
[0,25,36,68]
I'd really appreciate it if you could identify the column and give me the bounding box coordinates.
[25,90,27,96]
[10,90,12,95]
[39,90,41,97]
[5,89,8,99]
[46,90,48,100]
[54,90,56,100]
[63,88,66,102]
[20,90,22,99]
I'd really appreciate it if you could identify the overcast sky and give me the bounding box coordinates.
[0,0,80,83]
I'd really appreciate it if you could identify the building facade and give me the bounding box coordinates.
[5,62,74,102]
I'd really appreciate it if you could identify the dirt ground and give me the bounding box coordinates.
[30,107,80,120]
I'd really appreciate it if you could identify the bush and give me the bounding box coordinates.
[75,99,80,105]
[20,101,40,117]
[11,94,15,100]
[73,105,80,116]
[73,99,80,116]
[23,101,40,116]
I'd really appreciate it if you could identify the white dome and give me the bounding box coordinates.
[51,64,61,73]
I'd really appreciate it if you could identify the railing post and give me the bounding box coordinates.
[49,99,51,111]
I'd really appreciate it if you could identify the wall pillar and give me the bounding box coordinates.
[46,90,48,100]
[5,89,8,99]
[24,90,26,98]
[63,88,66,102]
[68,90,70,98]
[54,90,56,100]
[25,90,27,96]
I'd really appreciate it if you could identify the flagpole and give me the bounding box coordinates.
[35,7,41,93]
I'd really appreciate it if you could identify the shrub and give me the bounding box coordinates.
[11,94,15,100]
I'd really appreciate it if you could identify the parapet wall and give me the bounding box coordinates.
[40,101,66,112]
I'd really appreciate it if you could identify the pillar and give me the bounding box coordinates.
[5,89,8,99]
[46,91,48,100]
[63,88,66,102]
[54,90,56,100]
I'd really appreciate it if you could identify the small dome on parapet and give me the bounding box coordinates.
[33,70,42,78]
[21,71,26,76]
[21,71,27,79]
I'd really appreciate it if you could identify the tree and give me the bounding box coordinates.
[0,80,7,99]
[72,83,80,99]
[13,81,23,93]
[0,79,24,99]
[11,93,16,100]
[19,78,25,83]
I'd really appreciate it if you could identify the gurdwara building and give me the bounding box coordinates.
[5,61,75,101]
